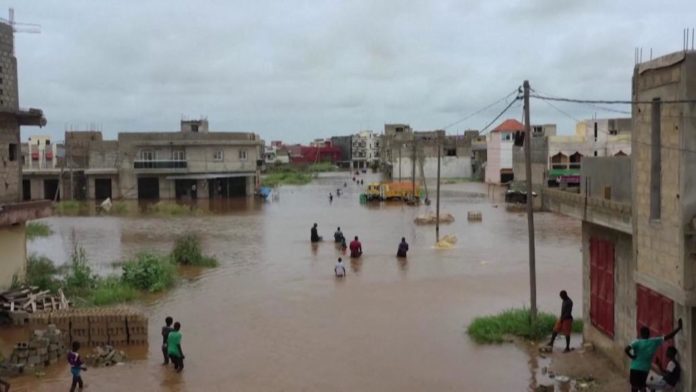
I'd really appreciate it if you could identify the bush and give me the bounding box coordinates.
[467,308,583,344]
[121,253,176,292]
[63,246,97,296]
[110,201,131,215]
[171,234,218,267]
[26,255,61,292]
[26,222,53,240]
[307,162,337,172]
[88,277,138,306]
[261,172,312,187]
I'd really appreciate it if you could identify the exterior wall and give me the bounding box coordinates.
[330,135,352,163]
[352,131,380,167]
[0,115,20,203]
[393,156,472,179]
[580,157,632,203]
[0,223,26,289]
[485,132,503,183]
[582,222,635,372]
[512,133,548,185]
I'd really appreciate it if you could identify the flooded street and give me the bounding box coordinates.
[10,174,583,391]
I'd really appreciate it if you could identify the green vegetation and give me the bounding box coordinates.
[87,277,138,306]
[19,235,218,306]
[110,201,132,215]
[121,253,177,292]
[26,222,53,240]
[171,233,219,267]
[55,200,85,215]
[307,162,338,172]
[467,308,583,344]
[261,171,312,187]
[26,254,61,292]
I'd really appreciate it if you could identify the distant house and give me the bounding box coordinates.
[287,143,341,165]
[485,119,524,184]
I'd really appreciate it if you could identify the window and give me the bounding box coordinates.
[239,149,248,161]
[650,98,662,220]
[9,143,18,161]
[590,237,615,337]
[501,133,512,141]
[533,126,543,135]
[46,140,51,145]
[172,150,186,161]
[139,150,155,161]
[191,124,199,132]
[445,148,457,157]
[213,150,224,161]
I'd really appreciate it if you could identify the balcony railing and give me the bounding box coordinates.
[134,160,187,169]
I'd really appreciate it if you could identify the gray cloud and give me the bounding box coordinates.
[9,0,696,143]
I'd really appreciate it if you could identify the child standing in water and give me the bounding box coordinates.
[167,322,185,372]
[67,341,87,391]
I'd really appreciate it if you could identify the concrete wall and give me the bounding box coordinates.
[512,134,548,185]
[0,223,26,289]
[582,222,635,372]
[485,132,501,183]
[393,156,472,179]
[580,157,632,204]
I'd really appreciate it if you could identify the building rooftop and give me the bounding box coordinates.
[492,119,524,133]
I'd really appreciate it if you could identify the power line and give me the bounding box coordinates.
[531,94,696,105]
[441,88,520,130]
[480,96,522,134]
[530,88,630,115]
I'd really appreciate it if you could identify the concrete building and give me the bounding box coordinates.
[264,144,290,165]
[21,135,64,201]
[547,118,631,185]
[545,50,696,389]
[351,130,380,169]
[382,124,475,180]
[0,18,51,289]
[485,119,523,184]
[330,135,352,168]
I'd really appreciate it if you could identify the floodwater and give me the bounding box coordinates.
[7,173,583,391]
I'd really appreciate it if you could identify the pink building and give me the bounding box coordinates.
[485,119,524,184]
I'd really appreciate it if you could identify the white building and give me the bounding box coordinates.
[485,119,523,184]
[351,130,380,169]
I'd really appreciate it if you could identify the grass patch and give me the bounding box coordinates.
[26,222,53,240]
[110,201,132,215]
[171,233,219,267]
[121,253,176,292]
[63,246,98,297]
[307,162,337,172]
[26,254,61,292]
[55,200,85,215]
[261,172,312,187]
[467,308,583,344]
[87,277,138,306]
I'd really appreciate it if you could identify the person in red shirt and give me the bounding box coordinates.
[349,236,363,258]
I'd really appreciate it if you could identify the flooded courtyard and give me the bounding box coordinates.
[7,174,587,391]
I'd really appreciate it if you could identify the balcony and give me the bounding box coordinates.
[134,160,187,169]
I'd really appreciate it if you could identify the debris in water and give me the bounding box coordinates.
[435,235,457,249]
[467,211,482,221]
[85,345,127,367]
[414,212,455,225]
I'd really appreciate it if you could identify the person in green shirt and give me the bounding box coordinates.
[167,322,185,372]
[625,318,682,392]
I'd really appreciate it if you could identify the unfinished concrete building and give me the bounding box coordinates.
[61,120,264,201]
[546,50,696,389]
[0,19,51,289]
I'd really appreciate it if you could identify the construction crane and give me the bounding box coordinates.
[6,8,41,54]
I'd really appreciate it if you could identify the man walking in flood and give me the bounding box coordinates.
[334,227,345,243]
[350,236,362,258]
[547,290,573,352]
[311,223,322,242]
[397,237,409,258]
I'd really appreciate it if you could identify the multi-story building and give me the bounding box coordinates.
[351,130,380,169]
[0,18,51,289]
[545,50,696,389]
[330,135,352,168]
[21,135,63,201]
[485,119,523,184]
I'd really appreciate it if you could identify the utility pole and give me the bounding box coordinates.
[435,132,441,242]
[398,138,402,182]
[523,80,537,324]
[411,135,416,200]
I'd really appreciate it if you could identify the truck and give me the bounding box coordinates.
[365,181,420,201]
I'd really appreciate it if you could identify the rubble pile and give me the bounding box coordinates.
[2,324,65,375]
[85,345,127,367]
[0,286,70,325]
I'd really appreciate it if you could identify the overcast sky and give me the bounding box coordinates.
[8,0,696,143]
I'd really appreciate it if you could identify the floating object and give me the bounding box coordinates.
[414,212,454,225]
[435,234,457,249]
[257,187,273,200]
[467,211,482,221]
[100,197,112,212]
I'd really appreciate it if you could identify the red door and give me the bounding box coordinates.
[636,284,674,367]
[590,237,615,337]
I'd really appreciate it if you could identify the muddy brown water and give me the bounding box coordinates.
[7,174,582,391]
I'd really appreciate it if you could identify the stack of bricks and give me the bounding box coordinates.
[3,324,65,375]
[23,307,148,347]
